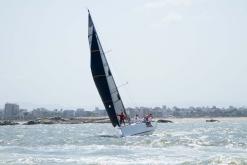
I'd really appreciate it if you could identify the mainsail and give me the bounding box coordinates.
[88,10,129,127]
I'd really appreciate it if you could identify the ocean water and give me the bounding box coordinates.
[0,118,246,165]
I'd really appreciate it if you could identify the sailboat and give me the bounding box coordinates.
[88,10,156,136]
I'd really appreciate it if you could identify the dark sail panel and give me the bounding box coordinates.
[88,11,128,127]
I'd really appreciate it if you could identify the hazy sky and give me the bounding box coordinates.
[0,0,247,110]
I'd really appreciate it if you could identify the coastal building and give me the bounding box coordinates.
[4,103,20,120]
[0,109,3,120]
[126,108,139,118]
[93,107,107,116]
[51,109,63,117]
[152,107,163,118]
[18,109,28,120]
[139,107,151,118]
[83,110,94,116]
[75,108,86,117]
[32,108,51,118]
[62,110,75,118]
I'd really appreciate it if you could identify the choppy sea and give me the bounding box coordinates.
[0,118,246,165]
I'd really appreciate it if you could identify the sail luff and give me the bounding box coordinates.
[88,11,129,127]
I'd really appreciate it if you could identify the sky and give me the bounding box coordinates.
[0,0,247,110]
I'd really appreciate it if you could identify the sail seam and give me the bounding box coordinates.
[111,89,118,95]
[91,50,100,53]
[93,74,107,78]
[103,100,112,104]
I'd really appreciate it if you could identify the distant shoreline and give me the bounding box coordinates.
[1,116,246,126]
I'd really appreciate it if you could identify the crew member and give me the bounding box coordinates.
[135,114,140,123]
[144,113,153,127]
[118,112,126,126]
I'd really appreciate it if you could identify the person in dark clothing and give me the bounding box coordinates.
[144,114,153,127]
[118,112,126,126]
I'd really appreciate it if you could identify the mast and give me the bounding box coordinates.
[88,10,129,127]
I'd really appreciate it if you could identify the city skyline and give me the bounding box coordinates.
[1,102,247,121]
[1,0,247,110]
[1,101,247,112]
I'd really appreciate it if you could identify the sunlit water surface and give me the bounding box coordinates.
[0,118,246,165]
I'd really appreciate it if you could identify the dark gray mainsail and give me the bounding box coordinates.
[88,10,129,127]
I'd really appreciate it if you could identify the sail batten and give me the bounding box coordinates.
[88,11,129,127]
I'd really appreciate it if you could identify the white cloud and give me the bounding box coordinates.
[144,0,192,9]
[162,12,183,23]
[150,12,183,28]
[138,0,192,28]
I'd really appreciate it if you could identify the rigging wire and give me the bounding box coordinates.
[105,51,137,110]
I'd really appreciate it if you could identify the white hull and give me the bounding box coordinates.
[119,122,157,137]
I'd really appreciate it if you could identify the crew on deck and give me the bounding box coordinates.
[118,112,126,126]
[135,114,141,123]
[144,113,153,127]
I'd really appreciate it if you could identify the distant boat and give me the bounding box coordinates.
[88,10,156,136]
[206,119,220,122]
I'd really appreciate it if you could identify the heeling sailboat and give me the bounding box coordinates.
[88,10,156,136]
